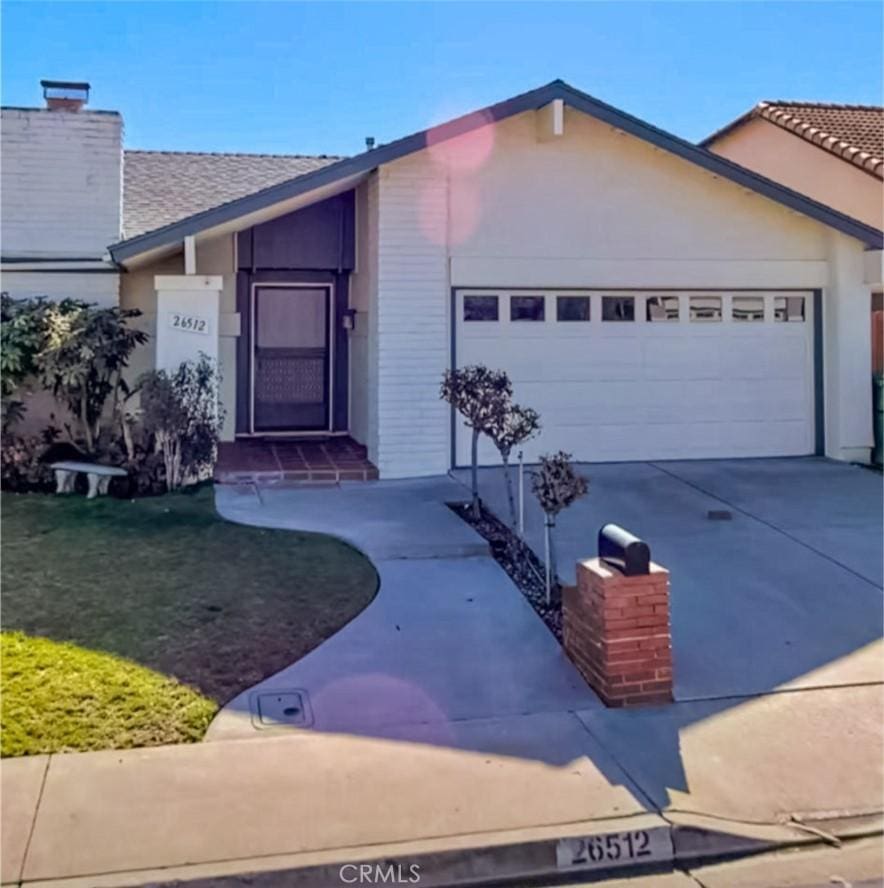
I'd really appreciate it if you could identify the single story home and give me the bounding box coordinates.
[4,80,883,477]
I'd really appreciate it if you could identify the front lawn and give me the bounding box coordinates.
[1,486,378,756]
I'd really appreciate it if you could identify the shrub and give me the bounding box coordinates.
[38,303,147,453]
[1,294,79,397]
[1,294,90,427]
[0,429,59,493]
[138,356,223,492]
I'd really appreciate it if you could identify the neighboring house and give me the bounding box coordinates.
[702,101,883,231]
[704,100,884,457]
[3,80,883,475]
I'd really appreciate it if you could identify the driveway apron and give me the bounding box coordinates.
[456,458,883,702]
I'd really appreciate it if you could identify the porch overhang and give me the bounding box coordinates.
[112,172,368,270]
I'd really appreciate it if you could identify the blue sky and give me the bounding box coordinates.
[2,2,881,156]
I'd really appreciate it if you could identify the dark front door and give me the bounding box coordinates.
[252,285,330,432]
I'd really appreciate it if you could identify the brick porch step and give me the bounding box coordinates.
[214,437,378,485]
[215,466,379,485]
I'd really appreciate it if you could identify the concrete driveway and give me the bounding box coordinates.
[456,458,883,701]
[204,464,882,832]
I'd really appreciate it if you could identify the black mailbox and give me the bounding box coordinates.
[598,524,651,576]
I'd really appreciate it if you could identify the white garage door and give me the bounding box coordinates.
[454,289,815,465]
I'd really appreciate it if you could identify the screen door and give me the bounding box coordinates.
[252,286,330,431]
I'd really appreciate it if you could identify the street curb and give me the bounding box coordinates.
[15,812,882,888]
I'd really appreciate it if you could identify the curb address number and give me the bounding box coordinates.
[170,313,209,335]
[556,828,671,871]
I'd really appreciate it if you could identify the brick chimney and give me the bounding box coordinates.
[41,80,90,112]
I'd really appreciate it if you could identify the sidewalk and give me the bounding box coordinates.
[3,683,881,886]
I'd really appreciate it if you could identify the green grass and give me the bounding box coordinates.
[1,486,378,756]
[1,632,217,756]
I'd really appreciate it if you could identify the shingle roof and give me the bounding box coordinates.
[110,81,883,263]
[703,101,883,178]
[122,150,342,238]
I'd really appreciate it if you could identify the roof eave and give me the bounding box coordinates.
[109,81,883,263]
[703,104,884,181]
[698,106,760,148]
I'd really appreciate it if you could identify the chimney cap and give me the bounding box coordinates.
[40,79,91,91]
[41,80,90,110]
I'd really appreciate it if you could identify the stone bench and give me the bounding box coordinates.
[51,461,128,499]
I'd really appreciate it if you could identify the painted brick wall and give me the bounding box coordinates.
[349,175,380,459]
[1,108,122,258]
[375,156,451,478]
[0,271,119,308]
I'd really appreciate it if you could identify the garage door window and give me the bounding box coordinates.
[602,296,635,321]
[774,296,805,322]
[732,296,764,322]
[556,296,590,322]
[646,296,679,322]
[511,296,545,321]
[690,296,722,322]
[463,295,499,322]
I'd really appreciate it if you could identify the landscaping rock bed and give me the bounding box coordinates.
[449,501,563,640]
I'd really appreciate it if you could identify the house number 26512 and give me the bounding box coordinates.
[170,313,208,335]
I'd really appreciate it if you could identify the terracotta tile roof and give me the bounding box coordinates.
[122,150,343,239]
[704,101,883,178]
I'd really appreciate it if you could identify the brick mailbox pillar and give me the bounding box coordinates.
[563,558,673,706]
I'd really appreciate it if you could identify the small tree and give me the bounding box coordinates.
[532,451,588,603]
[38,303,147,452]
[441,365,512,518]
[485,403,541,530]
[138,356,223,492]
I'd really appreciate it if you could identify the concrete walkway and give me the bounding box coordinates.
[209,477,599,742]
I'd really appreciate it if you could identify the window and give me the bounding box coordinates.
[556,296,590,322]
[511,295,545,321]
[732,295,764,322]
[602,296,634,321]
[774,295,805,322]
[646,296,679,322]
[690,296,722,322]
[463,295,498,322]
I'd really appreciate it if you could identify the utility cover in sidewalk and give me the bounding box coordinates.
[251,690,313,728]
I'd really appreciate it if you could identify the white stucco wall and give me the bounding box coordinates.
[825,232,875,460]
[370,107,874,475]
[0,108,123,258]
[118,234,238,440]
[196,235,238,441]
[708,117,883,231]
